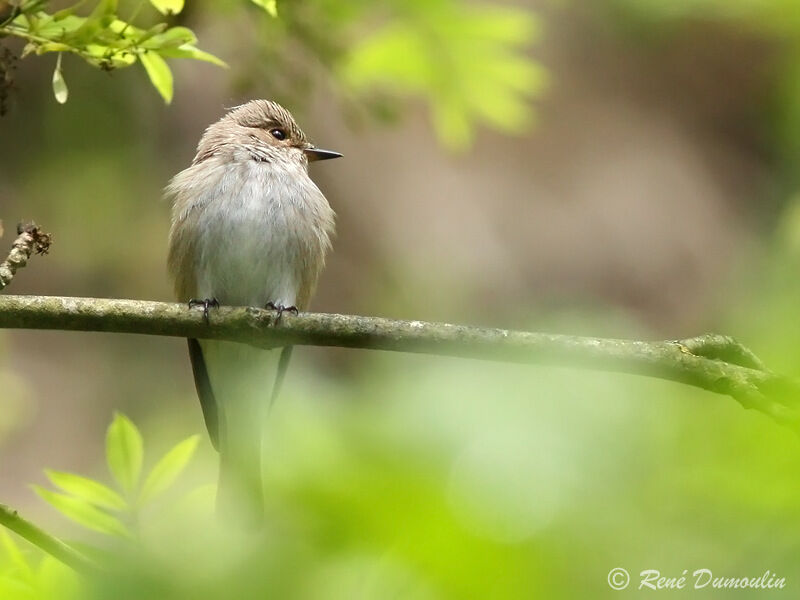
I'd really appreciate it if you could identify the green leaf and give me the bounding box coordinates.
[141,26,197,49]
[38,15,86,36]
[90,0,118,17]
[25,11,52,35]
[65,0,117,45]
[139,51,174,103]
[132,23,169,46]
[251,0,278,18]
[51,54,68,104]
[35,42,73,54]
[139,435,199,504]
[84,44,137,68]
[105,413,143,494]
[159,44,228,67]
[107,18,145,36]
[44,470,127,511]
[104,0,119,13]
[33,487,131,538]
[149,0,184,16]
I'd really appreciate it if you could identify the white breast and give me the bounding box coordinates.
[187,156,333,308]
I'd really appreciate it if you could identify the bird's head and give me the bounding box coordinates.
[194,99,342,165]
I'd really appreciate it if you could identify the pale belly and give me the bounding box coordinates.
[191,163,326,309]
[195,221,299,308]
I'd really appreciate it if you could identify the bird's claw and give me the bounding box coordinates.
[188,297,219,324]
[265,301,298,323]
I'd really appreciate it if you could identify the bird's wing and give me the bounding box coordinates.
[187,338,220,450]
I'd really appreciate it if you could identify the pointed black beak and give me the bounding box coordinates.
[304,147,342,162]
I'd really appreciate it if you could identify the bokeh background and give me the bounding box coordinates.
[2,0,800,597]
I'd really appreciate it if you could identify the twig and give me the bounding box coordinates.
[0,294,797,431]
[0,503,97,574]
[677,333,767,371]
[0,222,51,290]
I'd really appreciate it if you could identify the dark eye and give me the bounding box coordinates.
[269,128,286,140]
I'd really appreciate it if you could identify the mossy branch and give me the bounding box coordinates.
[0,294,798,431]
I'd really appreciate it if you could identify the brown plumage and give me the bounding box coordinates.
[166,100,340,527]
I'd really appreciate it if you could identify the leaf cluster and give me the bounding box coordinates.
[3,0,544,151]
[242,0,546,151]
[0,413,199,598]
[0,0,226,103]
[340,2,548,150]
[33,413,199,540]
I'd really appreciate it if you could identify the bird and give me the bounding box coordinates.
[166,100,340,527]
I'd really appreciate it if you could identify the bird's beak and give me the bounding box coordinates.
[304,147,342,162]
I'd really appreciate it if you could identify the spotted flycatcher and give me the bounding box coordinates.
[166,100,340,525]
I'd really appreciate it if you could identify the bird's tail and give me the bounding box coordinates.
[216,394,264,528]
[198,340,280,529]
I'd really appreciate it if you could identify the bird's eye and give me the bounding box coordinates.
[269,128,286,140]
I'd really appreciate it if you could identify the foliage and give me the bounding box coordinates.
[3,1,800,598]
[249,0,276,18]
[337,1,547,149]
[0,413,197,598]
[31,413,198,542]
[242,0,546,150]
[0,0,226,104]
[0,0,545,149]
[2,359,800,599]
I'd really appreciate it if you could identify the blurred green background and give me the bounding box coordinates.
[2,0,800,598]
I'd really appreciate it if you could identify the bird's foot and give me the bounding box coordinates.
[188,297,219,324]
[265,301,298,323]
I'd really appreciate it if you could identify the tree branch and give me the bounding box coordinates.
[0,222,51,290]
[0,294,798,431]
[0,503,97,573]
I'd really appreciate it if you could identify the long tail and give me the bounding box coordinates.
[189,340,282,528]
[270,346,293,408]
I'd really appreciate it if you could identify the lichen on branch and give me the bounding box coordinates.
[0,294,798,432]
[0,222,51,290]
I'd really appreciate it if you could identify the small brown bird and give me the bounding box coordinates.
[166,100,340,526]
